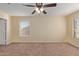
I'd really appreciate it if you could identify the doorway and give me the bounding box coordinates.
[0,18,6,45]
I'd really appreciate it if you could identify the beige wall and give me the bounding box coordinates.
[9,16,67,43]
[1,9,79,45]
[66,10,79,47]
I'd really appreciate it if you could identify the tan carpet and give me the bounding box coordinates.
[0,43,79,56]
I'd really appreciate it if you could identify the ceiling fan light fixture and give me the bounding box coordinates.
[37,10,41,14]
[35,8,39,11]
[35,7,41,14]
[23,3,57,14]
[40,7,44,12]
[35,7,44,14]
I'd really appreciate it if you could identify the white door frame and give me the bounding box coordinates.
[0,18,7,45]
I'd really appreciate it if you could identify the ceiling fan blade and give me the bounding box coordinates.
[43,10,47,14]
[32,10,36,14]
[23,4,35,7]
[44,3,57,7]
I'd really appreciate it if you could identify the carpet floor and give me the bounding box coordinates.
[0,43,79,56]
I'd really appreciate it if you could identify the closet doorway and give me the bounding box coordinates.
[0,18,6,45]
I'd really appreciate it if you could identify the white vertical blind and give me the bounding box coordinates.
[74,17,79,38]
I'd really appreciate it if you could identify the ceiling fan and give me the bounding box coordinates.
[23,3,57,14]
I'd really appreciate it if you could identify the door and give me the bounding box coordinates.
[0,18,6,45]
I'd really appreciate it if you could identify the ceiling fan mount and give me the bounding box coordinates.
[23,3,57,14]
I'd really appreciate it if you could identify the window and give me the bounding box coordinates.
[19,20,30,37]
[73,17,79,39]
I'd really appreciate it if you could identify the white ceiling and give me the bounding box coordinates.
[0,3,79,16]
